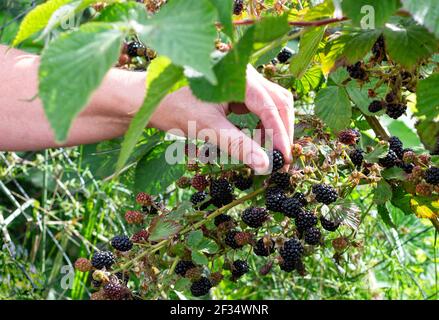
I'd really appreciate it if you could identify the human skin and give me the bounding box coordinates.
[0,45,294,173]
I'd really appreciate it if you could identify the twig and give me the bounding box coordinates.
[232,16,349,27]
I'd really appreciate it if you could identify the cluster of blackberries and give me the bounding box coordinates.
[312,184,338,205]
[378,136,414,173]
[368,99,407,119]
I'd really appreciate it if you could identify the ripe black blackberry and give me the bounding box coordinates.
[231,260,249,278]
[210,178,234,207]
[225,230,243,249]
[368,100,384,113]
[320,216,340,232]
[292,192,308,206]
[399,162,414,173]
[214,214,232,227]
[110,235,133,252]
[312,184,338,205]
[372,35,386,61]
[265,187,286,212]
[91,251,115,269]
[379,149,398,168]
[280,238,303,262]
[349,148,364,167]
[242,207,268,228]
[175,260,196,277]
[190,191,209,209]
[281,197,303,218]
[277,47,293,63]
[386,103,407,119]
[347,62,367,80]
[425,167,439,185]
[233,174,253,191]
[295,210,318,232]
[127,41,145,57]
[388,136,404,159]
[279,260,296,273]
[304,227,321,245]
[253,238,275,257]
[233,0,244,15]
[190,277,212,297]
[270,172,291,190]
[269,149,285,172]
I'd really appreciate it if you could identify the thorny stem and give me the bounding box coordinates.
[232,16,349,27]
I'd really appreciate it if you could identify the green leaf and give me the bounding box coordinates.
[39,23,124,142]
[254,14,290,43]
[117,57,184,171]
[364,143,389,162]
[134,143,186,194]
[377,203,396,228]
[95,1,148,23]
[391,186,413,215]
[383,17,437,68]
[382,167,405,180]
[402,0,439,38]
[209,0,234,39]
[314,86,352,132]
[373,179,392,205]
[328,67,349,86]
[292,65,324,95]
[387,121,421,148]
[187,230,203,249]
[416,73,439,120]
[174,278,191,291]
[148,216,182,242]
[188,27,255,102]
[415,120,439,153]
[191,250,208,265]
[138,0,217,84]
[227,113,260,130]
[290,26,325,79]
[339,28,381,64]
[197,238,219,254]
[342,0,400,28]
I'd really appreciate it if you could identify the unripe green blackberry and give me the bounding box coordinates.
[242,207,268,228]
[368,100,384,113]
[111,235,133,252]
[379,149,398,168]
[214,214,233,227]
[210,178,234,207]
[292,192,308,206]
[233,174,253,191]
[270,172,291,190]
[225,230,243,249]
[320,216,340,232]
[281,197,303,218]
[190,277,212,297]
[91,251,115,270]
[253,238,275,257]
[175,260,196,277]
[349,148,364,167]
[312,184,338,205]
[231,260,249,278]
[386,103,407,119]
[425,167,439,185]
[265,187,286,212]
[277,47,294,63]
[304,227,321,245]
[191,174,209,192]
[389,136,404,159]
[269,149,285,172]
[280,238,303,262]
[295,210,318,232]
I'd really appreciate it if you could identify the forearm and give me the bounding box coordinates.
[0,45,146,151]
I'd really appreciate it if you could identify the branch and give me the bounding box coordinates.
[232,16,349,27]
[364,115,389,140]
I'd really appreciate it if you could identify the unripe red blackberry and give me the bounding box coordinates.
[210,272,224,286]
[269,149,285,172]
[186,163,199,172]
[233,0,244,15]
[277,47,294,63]
[389,136,404,159]
[210,178,234,207]
[281,197,303,218]
[225,230,243,249]
[191,174,209,191]
[110,235,133,252]
[320,216,340,232]
[253,238,275,257]
[378,149,398,168]
[304,227,321,245]
[425,167,439,185]
[386,103,407,119]
[131,229,149,243]
[190,277,212,297]
[347,62,367,80]
[269,171,291,190]
[295,210,318,232]
[91,251,115,270]
[90,290,107,300]
[338,129,360,145]
[175,260,196,277]
[368,100,384,113]
[292,192,308,206]
[74,258,92,272]
[349,148,364,167]
[312,184,338,205]
[136,192,152,206]
[231,260,249,278]
[124,210,144,224]
[233,174,253,191]
[127,41,146,57]
[176,176,191,189]
[242,207,268,228]
[103,280,130,300]
[280,238,303,262]
[265,187,287,212]
[214,214,233,227]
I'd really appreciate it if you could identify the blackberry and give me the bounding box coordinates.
[175,260,195,277]
[304,227,321,245]
[280,238,303,262]
[233,0,244,15]
[190,277,212,297]
[270,172,291,190]
[279,260,296,273]
[127,41,146,57]
[338,129,360,145]
[349,148,364,167]
[378,149,398,168]
[103,281,129,300]
[231,260,249,278]
[233,174,253,191]
[281,197,303,218]
[214,214,232,227]
[385,91,397,103]
[320,216,340,232]
[91,251,115,270]
[225,230,243,249]
[388,136,404,159]
[295,210,317,232]
[292,192,308,206]
[210,178,234,207]
[399,162,414,173]
[368,100,384,113]
[386,103,407,119]
[312,184,338,205]
[190,191,208,208]
[124,210,143,224]
[74,258,92,272]
[347,62,367,80]
[111,235,133,252]
[269,149,285,172]
[242,207,268,228]
[277,47,294,63]
[265,187,286,212]
[176,176,191,189]
[135,192,152,206]
[253,238,275,257]
[425,167,439,185]
[191,174,209,192]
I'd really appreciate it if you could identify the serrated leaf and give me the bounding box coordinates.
[382,167,405,180]
[39,23,124,142]
[254,14,290,43]
[137,0,217,84]
[415,120,439,153]
[377,203,396,228]
[364,143,389,162]
[402,0,439,38]
[187,230,203,249]
[328,67,349,86]
[209,0,234,39]
[383,17,437,68]
[315,86,351,132]
[95,1,148,23]
[197,238,219,254]
[290,26,325,79]
[227,113,260,130]
[373,179,392,205]
[342,0,400,28]
[293,65,324,95]
[339,28,381,64]
[391,186,413,215]
[188,27,254,102]
[148,216,182,242]
[191,250,208,265]
[416,73,439,120]
[117,57,184,171]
